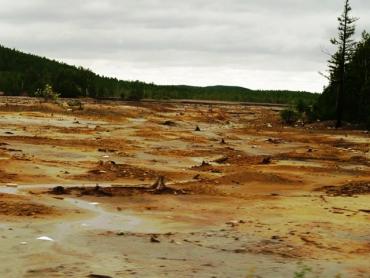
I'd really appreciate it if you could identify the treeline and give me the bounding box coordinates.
[143,85,318,104]
[315,32,370,125]
[314,0,370,127]
[0,45,318,104]
[0,45,141,99]
[280,0,369,128]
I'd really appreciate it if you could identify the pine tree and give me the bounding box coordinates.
[329,0,358,127]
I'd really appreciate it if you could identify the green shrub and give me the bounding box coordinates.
[35,84,60,102]
[293,263,312,278]
[296,99,309,114]
[280,108,299,124]
[67,99,84,110]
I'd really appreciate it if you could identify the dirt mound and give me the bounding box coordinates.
[73,161,159,181]
[191,161,221,173]
[317,182,370,196]
[215,171,295,185]
[0,194,55,217]
[0,170,18,183]
[50,177,189,197]
[213,148,268,166]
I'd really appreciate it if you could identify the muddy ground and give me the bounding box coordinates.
[0,96,369,278]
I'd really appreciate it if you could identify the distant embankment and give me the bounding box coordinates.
[96,97,289,107]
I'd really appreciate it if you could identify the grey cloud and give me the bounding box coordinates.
[0,0,369,92]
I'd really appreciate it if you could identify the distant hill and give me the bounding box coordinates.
[0,45,318,104]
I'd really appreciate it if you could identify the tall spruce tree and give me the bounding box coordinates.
[329,0,358,127]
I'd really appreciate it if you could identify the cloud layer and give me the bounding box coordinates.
[1,0,369,92]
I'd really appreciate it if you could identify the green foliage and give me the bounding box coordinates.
[280,108,300,125]
[295,99,309,114]
[316,1,370,128]
[125,81,145,101]
[34,84,60,102]
[66,99,84,110]
[293,263,312,278]
[316,31,370,126]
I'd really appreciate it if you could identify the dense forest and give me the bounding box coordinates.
[0,45,318,104]
[313,0,370,127]
[280,1,369,128]
[316,32,370,125]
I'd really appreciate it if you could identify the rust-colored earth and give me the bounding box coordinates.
[0,96,369,277]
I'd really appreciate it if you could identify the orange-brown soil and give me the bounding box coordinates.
[0,96,369,277]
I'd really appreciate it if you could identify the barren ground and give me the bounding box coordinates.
[0,96,369,278]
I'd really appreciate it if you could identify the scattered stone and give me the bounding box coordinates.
[316,182,370,197]
[51,186,67,195]
[193,174,201,180]
[261,156,272,165]
[150,235,160,243]
[226,220,239,227]
[37,236,55,242]
[88,275,113,278]
[201,161,210,167]
[162,121,176,127]
[195,126,201,132]
[267,138,283,144]
[53,197,64,200]
[213,156,229,164]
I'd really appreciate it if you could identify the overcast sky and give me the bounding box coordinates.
[0,0,370,92]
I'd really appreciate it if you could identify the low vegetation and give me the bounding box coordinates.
[34,83,60,102]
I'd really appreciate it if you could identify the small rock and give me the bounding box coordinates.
[261,156,272,164]
[226,220,239,227]
[150,235,160,243]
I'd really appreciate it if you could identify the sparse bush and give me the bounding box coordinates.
[295,99,309,114]
[280,108,299,125]
[293,263,312,278]
[67,99,84,110]
[35,84,60,102]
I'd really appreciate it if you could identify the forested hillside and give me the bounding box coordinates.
[0,45,318,104]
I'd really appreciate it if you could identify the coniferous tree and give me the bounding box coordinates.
[329,0,358,127]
